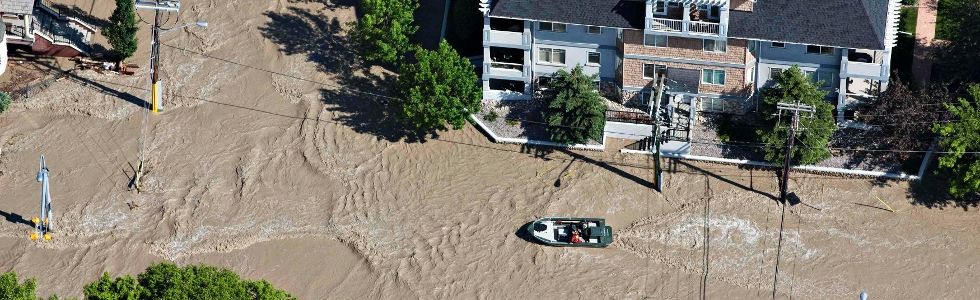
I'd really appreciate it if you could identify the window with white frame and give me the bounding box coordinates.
[702,97,726,112]
[806,45,834,55]
[771,42,785,48]
[644,34,668,47]
[702,69,726,85]
[586,26,602,34]
[703,39,727,52]
[698,4,721,20]
[538,48,566,64]
[588,51,601,65]
[806,70,835,88]
[539,22,566,32]
[643,64,667,79]
[770,67,785,79]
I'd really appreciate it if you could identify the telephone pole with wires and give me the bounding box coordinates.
[650,74,667,192]
[135,0,181,113]
[771,101,813,299]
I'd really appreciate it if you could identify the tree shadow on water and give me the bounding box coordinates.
[259,6,359,83]
[319,87,436,143]
[907,171,980,210]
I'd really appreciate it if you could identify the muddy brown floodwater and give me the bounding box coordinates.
[0,0,978,299]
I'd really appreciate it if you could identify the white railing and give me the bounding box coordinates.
[489,61,523,71]
[688,21,719,35]
[841,57,884,78]
[649,18,683,32]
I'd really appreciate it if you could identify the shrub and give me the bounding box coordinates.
[0,92,10,113]
[483,111,498,122]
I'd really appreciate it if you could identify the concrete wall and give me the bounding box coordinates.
[606,121,653,140]
[531,21,619,81]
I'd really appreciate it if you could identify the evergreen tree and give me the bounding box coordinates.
[349,0,419,65]
[541,66,607,145]
[0,91,10,113]
[933,84,980,198]
[103,0,140,60]
[756,66,836,165]
[396,41,481,133]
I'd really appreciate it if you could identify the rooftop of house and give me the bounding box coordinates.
[729,0,889,50]
[490,0,645,29]
[490,0,893,50]
[1,0,35,15]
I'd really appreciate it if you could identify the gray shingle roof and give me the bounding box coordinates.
[1,0,35,15]
[729,0,886,50]
[490,0,645,29]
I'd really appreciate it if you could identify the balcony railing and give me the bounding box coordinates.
[688,21,719,35]
[648,17,721,36]
[840,56,885,79]
[649,18,683,32]
[489,61,523,71]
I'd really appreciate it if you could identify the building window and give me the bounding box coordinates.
[770,67,785,78]
[539,22,566,32]
[643,64,667,79]
[653,0,667,15]
[538,76,552,89]
[806,70,835,88]
[644,34,668,47]
[586,26,602,34]
[702,69,726,85]
[538,48,566,64]
[702,97,726,112]
[703,39,727,52]
[587,52,601,65]
[771,42,785,48]
[806,45,834,55]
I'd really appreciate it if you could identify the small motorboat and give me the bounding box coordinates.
[525,217,613,247]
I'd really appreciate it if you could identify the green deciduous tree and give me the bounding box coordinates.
[396,41,481,133]
[137,263,294,300]
[0,271,37,300]
[541,66,606,145]
[349,0,419,65]
[0,91,11,113]
[932,84,980,198]
[84,273,143,300]
[935,0,980,84]
[103,0,139,60]
[756,66,836,165]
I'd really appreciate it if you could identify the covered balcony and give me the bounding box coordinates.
[646,0,728,37]
[840,49,888,80]
[486,17,528,47]
[485,46,527,78]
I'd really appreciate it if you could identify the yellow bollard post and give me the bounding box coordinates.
[151,81,161,113]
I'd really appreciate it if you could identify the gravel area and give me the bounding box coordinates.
[475,99,602,146]
[689,113,916,173]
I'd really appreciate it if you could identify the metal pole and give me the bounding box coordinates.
[150,9,161,113]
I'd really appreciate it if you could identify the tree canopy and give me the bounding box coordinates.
[103,0,139,60]
[541,66,607,145]
[934,0,980,84]
[857,80,951,159]
[756,66,836,165]
[0,271,37,300]
[932,84,980,198]
[349,0,419,65]
[396,41,481,133]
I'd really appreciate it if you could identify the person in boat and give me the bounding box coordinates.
[570,229,585,244]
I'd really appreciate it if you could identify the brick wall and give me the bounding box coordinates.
[622,58,750,97]
[732,0,754,12]
[622,30,748,65]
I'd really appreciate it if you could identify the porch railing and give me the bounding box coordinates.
[606,110,653,124]
[649,18,683,32]
[489,61,523,71]
[688,21,719,35]
[648,17,721,36]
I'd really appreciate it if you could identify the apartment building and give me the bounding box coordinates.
[481,0,900,124]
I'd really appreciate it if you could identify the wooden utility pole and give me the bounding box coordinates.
[770,101,813,299]
[650,75,667,192]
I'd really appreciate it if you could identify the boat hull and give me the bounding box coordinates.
[525,217,613,248]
